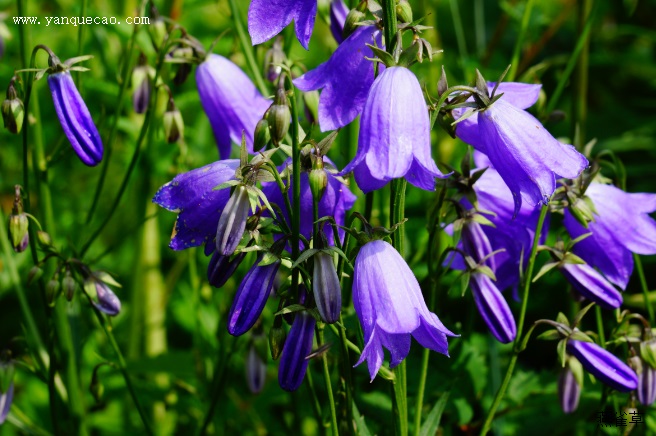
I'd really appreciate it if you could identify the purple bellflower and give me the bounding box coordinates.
[353,240,457,380]
[0,382,13,425]
[470,273,516,344]
[456,82,588,215]
[342,66,449,193]
[92,281,121,316]
[248,0,317,50]
[567,340,638,392]
[329,0,349,44]
[227,256,281,336]
[278,311,316,391]
[246,345,267,394]
[48,71,103,166]
[559,263,622,310]
[558,363,581,414]
[153,159,240,250]
[294,26,382,131]
[564,182,656,289]
[196,55,271,159]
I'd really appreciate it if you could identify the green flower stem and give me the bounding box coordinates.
[317,325,339,436]
[480,204,548,435]
[227,0,268,96]
[507,0,535,82]
[75,0,89,89]
[91,310,153,435]
[305,366,324,423]
[288,84,301,299]
[85,17,140,225]
[595,306,606,346]
[634,254,655,325]
[572,0,593,147]
[337,314,355,431]
[448,0,469,74]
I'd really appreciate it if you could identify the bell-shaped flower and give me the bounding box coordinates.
[228,256,281,336]
[312,251,341,323]
[207,250,247,288]
[637,362,656,406]
[329,0,349,44]
[353,240,457,380]
[558,361,581,414]
[0,382,13,425]
[48,71,103,166]
[566,340,637,392]
[278,311,316,391]
[153,159,240,250]
[246,345,267,394]
[196,55,271,159]
[294,26,381,132]
[456,82,588,215]
[215,185,251,256]
[342,66,449,193]
[248,0,317,50]
[470,273,516,344]
[564,182,656,289]
[91,281,121,316]
[559,263,622,310]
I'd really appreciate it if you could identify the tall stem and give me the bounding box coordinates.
[289,84,301,298]
[317,326,339,436]
[507,0,535,81]
[572,0,593,148]
[480,204,548,435]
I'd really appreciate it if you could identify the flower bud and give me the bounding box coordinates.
[216,185,251,256]
[85,276,121,316]
[8,186,28,253]
[253,118,271,152]
[46,279,60,306]
[329,0,349,44]
[566,340,638,392]
[265,38,286,83]
[0,382,13,425]
[62,273,77,301]
[37,230,53,248]
[312,252,341,323]
[342,8,365,40]
[163,98,184,143]
[0,359,15,395]
[278,311,316,391]
[148,5,167,50]
[267,88,291,146]
[2,82,24,134]
[132,54,154,114]
[558,359,582,414]
[207,250,246,289]
[89,374,104,403]
[395,0,413,23]
[470,273,516,344]
[246,345,267,394]
[27,266,43,285]
[641,339,656,369]
[269,323,287,361]
[638,361,656,405]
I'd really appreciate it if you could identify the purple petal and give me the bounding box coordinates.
[638,364,656,406]
[560,263,623,309]
[278,312,316,391]
[207,251,247,288]
[489,82,542,109]
[312,252,342,323]
[558,365,581,414]
[567,340,637,392]
[93,282,121,316]
[470,273,517,343]
[329,0,349,44]
[248,0,317,50]
[215,186,251,255]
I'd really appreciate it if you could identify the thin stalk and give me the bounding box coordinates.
[634,255,655,324]
[227,0,268,96]
[595,306,606,346]
[507,0,535,81]
[480,204,548,435]
[289,84,301,299]
[337,314,355,432]
[448,0,468,73]
[92,311,154,435]
[75,0,89,89]
[305,367,324,424]
[317,326,339,436]
[572,0,593,148]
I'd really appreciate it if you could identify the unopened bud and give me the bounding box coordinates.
[90,377,104,403]
[163,99,184,143]
[46,279,60,306]
[63,274,77,301]
[216,185,251,256]
[312,251,341,323]
[132,54,154,114]
[265,38,286,83]
[342,8,365,40]
[2,83,24,134]
[246,345,267,394]
[173,63,192,86]
[9,187,28,253]
[269,324,286,361]
[309,157,328,202]
[27,266,43,285]
[0,359,15,395]
[267,88,291,145]
[37,230,53,248]
[148,5,167,50]
[641,338,656,368]
[253,118,271,152]
[395,0,413,23]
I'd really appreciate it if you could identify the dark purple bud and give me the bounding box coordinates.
[163,98,184,143]
[246,345,267,394]
[329,0,349,44]
[48,71,103,166]
[470,273,516,344]
[207,251,246,288]
[567,340,638,392]
[85,277,121,316]
[0,382,13,424]
[227,257,280,336]
[560,263,622,310]
[216,186,251,256]
[312,252,341,323]
[265,38,286,83]
[8,186,28,253]
[558,363,581,414]
[132,72,152,114]
[2,82,24,135]
[278,311,316,392]
[637,362,656,405]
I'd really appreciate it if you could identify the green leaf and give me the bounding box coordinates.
[291,249,319,269]
[419,391,450,436]
[274,304,307,317]
[536,329,561,341]
[532,261,558,283]
[352,402,372,436]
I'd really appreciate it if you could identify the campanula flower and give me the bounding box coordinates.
[278,311,316,391]
[564,182,656,289]
[248,0,317,50]
[558,362,581,414]
[353,240,456,380]
[196,55,270,159]
[294,26,381,131]
[246,345,267,394]
[329,0,349,44]
[228,256,281,336]
[559,263,622,310]
[456,82,588,215]
[0,382,13,425]
[567,340,637,392]
[86,277,121,316]
[470,272,516,344]
[48,71,104,166]
[312,251,341,323]
[342,67,449,193]
[153,159,240,250]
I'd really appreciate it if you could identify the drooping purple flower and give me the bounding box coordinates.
[342,66,449,193]
[92,282,121,316]
[0,382,13,424]
[312,251,341,323]
[564,183,656,289]
[329,0,349,44]
[294,26,381,132]
[353,240,457,380]
[567,340,638,392]
[196,55,271,159]
[228,257,281,336]
[470,273,516,344]
[207,250,247,288]
[558,364,581,414]
[215,185,251,255]
[153,159,240,250]
[246,345,267,394]
[48,71,103,166]
[278,311,316,391]
[559,263,622,310]
[248,0,317,50]
[637,363,656,406]
[456,82,588,215]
